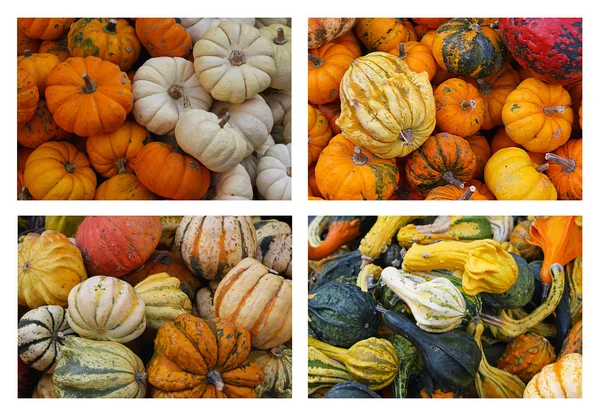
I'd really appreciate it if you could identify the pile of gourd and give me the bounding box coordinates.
[17,17,291,201]
[308,215,582,398]
[308,18,582,200]
[18,215,292,398]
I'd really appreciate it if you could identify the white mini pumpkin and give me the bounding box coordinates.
[211,164,253,200]
[262,90,291,126]
[240,134,275,187]
[132,57,212,135]
[257,143,291,200]
[259,24,291,90]
[283,110,291,144]
[179,18,256,42]
[175,108,247,172]
[255,18,290,29]
[193,21,275,104]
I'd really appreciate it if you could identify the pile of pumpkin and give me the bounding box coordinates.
[307,18,582,200]
[17,17,292,200]
[18,215,292,398]
[308,215,582,398]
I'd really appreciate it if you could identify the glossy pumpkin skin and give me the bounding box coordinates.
[17,50,59,97]
[484,147,557,200]
[308,18,356,49]
[18,100,70,149]
[388,41,436,81]
[24,141,96,200]
[354,18,416,51]
[315,135,399,200]
[18,230,87,308]
[406,133,477,195]
[45,56,133,137]
[434,78,486,136]
[502,78,573,153]
[39,37,70,62]
[68,18,141,71]
[18,18,74,40]
[134,142,211,200]
[75,216,162,277]
[432,18,505,78]
[308,42,355,105]
[496,333,557,383]
[86,121,151,178]
[308,105,333,165]
[135,18,192,58]
[499,18,582,85]
[523,353,582,398]
[545,139,582,200]
[94,173,158,200]
[17,68,39,125]
[465,134,491,179]
[147,314,264,398]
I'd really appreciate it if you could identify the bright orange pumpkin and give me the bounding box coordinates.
[308,164,323,198]
[318,102,342,135]
[308,42,355,105]
[17,50,59,97]
[17,68,39,126]
[497,333,556,383]
[566,82,582,130]
[465,134,491,179]
[466,179,496,200]
[17,18,75,40]
[354,18,416,51]
[308,105,333,166]
[39,37,70,62]
[545,139,582,200]
[17,100,70,149]
[434,78,486,136]
[388,41,436,81]
[94,173,159,200]
[425,184,488,200]
[331,31,362,58]
[135,18,192,58]
[412,18,451,29]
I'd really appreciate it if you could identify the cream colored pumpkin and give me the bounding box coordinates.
[524,353,582,398]
[210,95,274,156]
[214,257,292,349]
[174,216,258,280]
[193,287,216,319]
[262,90,291,125]
[210,164,253,200]
[66,275,146,343]
[132,57,212,135]
[255,233,292,278]
[257,143,291,200]
[259,24,291,90]
[240,134,275,187]
[254,219,292,240]
[193,21,276,104]
[174,108,247,172]
[179,18,256,42]
[255,18,290,29]
[282,110,291,144]
[134,273,192,330]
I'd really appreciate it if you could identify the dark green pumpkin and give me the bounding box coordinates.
[432,18,506,78]
[309,250,362,291]
[324,381,381,398]
[308,282,380,348]
[481,253,534,309]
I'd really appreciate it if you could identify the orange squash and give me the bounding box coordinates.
[425,184,488,200]
[566,82,582,130]
[308,164,323,198]
[17,18,74,40]
[421,29,453,85]
[147,314,264,398]
[17,68,39,126]
[135,18,192,58]
[331,31,362,58]
[434,78,486,136]
[545,139,582,200]
[388,41,436,81]
[412,18,451,29]
[354,18,416,51]
[318,102,342,135]
[39,37,70,62]
[509,219,542,261]
[17,28,41,55]
[308,42,355,105]
[17,100,70,149]
[94,173,158,200]
[17,50,59,97]
[465,134,491,179]
[466,179,496,200]
[308,105,333,166]
[497,333,557,383]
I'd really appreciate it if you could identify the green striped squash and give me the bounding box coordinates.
[308,346,352,394]
[18,305,77,373]
[249,345,292,398]
[53,337,147,398]
[255,233,292,278]
[134,272,192,330]
[67,275,146,343]
[254,219,291,240]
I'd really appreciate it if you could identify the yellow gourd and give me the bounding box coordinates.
[356,264,382,292]
[359,216,418,267]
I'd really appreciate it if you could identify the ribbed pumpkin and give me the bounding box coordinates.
[405,132,477,195]
[432,18,505,78]
[214,258,292,349]
[39,37,69,62]
[135,18,192,58]
[17,68,39,125]
[147,314,264,398]
[331,31,362,58]
[523,353,582,398]
[17,28,41,55]
[18,230,87,308]
[308,42,355,105]
[67,275,146,343]
[388,41,437,81]
[53,337,147,398]
[308,104,333,166]
[134,273,192,330]
[337,52,436,158]
[94,173,158,200]
[17,100,70,149]
[545,139,582,200]
[255,234,292,278]
[558,320,582,359]
[18,18,74,40]
[315,135,399,200]
[248,345,292,398]
[308,18,356,49]
[496,333,557,383]
[425,184,488,201]
[354,18,416,51]
[502,78,573,153]
[17,50,60,96]
[434,78,486,136]
[465,134,492,179]
[75,216,161,277]
[18,305,77,373]
[174,216,257,281]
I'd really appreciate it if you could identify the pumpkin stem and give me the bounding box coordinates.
[271,346,284,357]
[476,78,492,95]
[168,84,191,108]
[541,283,550,300]
[489,21,499,30]
[103,19,118,34]
[64,162,77,173]
[543,105,568,116]
[535,163,550,173]
[545,152,577,173]
[286,167,292,177]
[399,129,414,146]
[135,371,147,384]
[218,112,231,128]
[23,261,31,271]
[459,185,477,200]
[308,54,324,68]
[469,23,481,31]
[274,27,287,45]
[207,370,225,391]
[81,73,97,94]
[23,49,33,58]
[441,172,465,188]
[352,146,368,165]
[115,158,128,174]
[229,50,246,66]
[18,186,33,201]
[398,43,408,59]
[460,99,477,111]
[155,251,173,265]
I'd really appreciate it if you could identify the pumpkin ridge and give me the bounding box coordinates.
[248,280,284,338]
[227,276,264,323]
[212,264,251,315]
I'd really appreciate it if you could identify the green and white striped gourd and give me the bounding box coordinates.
[381,267,466,332]
[134,272,192,330]
[308,346,352,394]
[18,305,77,373]
[52,337,147,398]
[254,219,292,240]
[255,233,292,278]
[67,276,146,343]
[248,345,292,398]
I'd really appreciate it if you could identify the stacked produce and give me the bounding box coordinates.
[307,18,582,200]
[18,215,292,398]
[308,215,582,398]
[17,17,292,200]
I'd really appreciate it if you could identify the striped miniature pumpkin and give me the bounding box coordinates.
[214,258,292,349]
[174,216,257,280]
[53,337,147,398]
[18,305,77,373]
[524,353,582,398]
[248,345,293,398]
[134,272,192,330]
[67,276,146,343]
[254,219,291,240]
[255,234,292,278]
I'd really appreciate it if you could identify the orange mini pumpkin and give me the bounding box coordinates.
[425,184,488,201]
[318,102,342,135]
[412,18,451,29]
[45,56,133,137]
[308,104,333,166]
[17,18,75,40]
[388,41,436,81]
[17,28,41,55]
[434,78,486,137]
[354,18,416,51]
[147,314,264,398]
[135,18,192,58]
[331,31,362,58]
[465,134,491,179]
[94,173,158,201]
[17,50,60,97]
[18,100,70,149]
[545,139,582,200]
[17,68,39,126]
[308,42,355,105]
[39,37,70,62]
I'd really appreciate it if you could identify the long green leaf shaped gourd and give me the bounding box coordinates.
[481,263,565,341]
[390,334,424,398]
[324,381,381,398]
[381,267,467,332]
[308,346,352,394]
[52,337,147,398]
[396,216,493,248]
[308,337,399,390]
[377,306,482,391]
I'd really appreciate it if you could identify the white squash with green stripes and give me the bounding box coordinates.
[255,233,292,278]
[254,219,291,241]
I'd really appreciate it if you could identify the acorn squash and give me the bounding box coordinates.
[309,250,362,291]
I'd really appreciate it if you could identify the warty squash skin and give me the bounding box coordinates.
[523,353,582,398]
[496,332,557,383]
[337,52,436,159]
[248,345,292,398]
[308,18,356,49]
